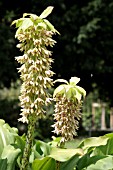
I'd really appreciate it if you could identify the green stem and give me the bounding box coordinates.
[20,114,36,170]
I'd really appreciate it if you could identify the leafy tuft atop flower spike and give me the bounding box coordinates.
[53,77,86,102]
[11,6,59,38]
[52,77,86,145]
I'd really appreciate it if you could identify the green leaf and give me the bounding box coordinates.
[44,19,60,34]
[65,87,73,100]
[39,141,51,156]
[69,77,80,86]
[0,119,18,157]
[65,139,82,149]
[23,13,38,20]
[86,156,113,170]
[60,155,79,170]
[77,154,107,170]
[49,147,83,162]
[79,136,108,153]
[32,157,56,170]
[75,86,86,97]
[104,133,113,155]
[1,145,21,170]
[92,133,113,156]
[54,79,68,84]
[15,135,25,152]
[20,18,33,31]
[11,18,24,28]
[77,152,90,170]
[48,137,62,147]
[74,89,82,101]
[53,85,66,98]
[40,6,54,19]
[37,22,47,29]
[34,140,51,157]
[0,159,7,170]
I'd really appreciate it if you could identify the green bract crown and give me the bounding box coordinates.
[11,6,59,37]
[53,77,86,102]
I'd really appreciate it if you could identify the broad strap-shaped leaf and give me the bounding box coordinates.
[79,136,108,153]
[0,119,18,157]
[37,140,51,156]
[33,140,51,158]
[49,147,83,162]
[77,154,107,170]
[32,157,56,170]
[60,155,79,170]
[91,133,113,156]
[0,159,7,170]
[1,145,21,170]
[40,6,54,19]
[86,156,113,170]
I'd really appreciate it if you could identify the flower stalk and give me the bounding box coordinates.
[21,114,36,169]
[12,6,59,170]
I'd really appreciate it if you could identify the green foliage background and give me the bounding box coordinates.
[0,0,113,137]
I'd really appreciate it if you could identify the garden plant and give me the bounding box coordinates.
[0,6,113,170]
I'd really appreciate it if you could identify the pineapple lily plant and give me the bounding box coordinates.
[11,6,59,170]
[1,5,113,170]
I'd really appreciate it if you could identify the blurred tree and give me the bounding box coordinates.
[0,10,19,87]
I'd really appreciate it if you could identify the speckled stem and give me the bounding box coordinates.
[20,114,36,170]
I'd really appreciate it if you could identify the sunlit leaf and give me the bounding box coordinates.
[65,87,73,100]
[32,157,55,170]
[40,6,54,19]
[75,90,82,101]
[0,119,18,157]
[54,79,68,84]
[49,147,83,162]
[11,18,24,28]
[1,145,21,170]
[53,85,66,98]
[86,156,113,170]
[37,22,47,29]
[75,86,86,97]
[92,133,113,156]
[79,136,108,153]
[20,18,33,31]
[38,141,51,156]
[23,13,39,20]
[77,154,106,170]
[69,77,80,86]
[48,137,62,147]
[15,136,25,152]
